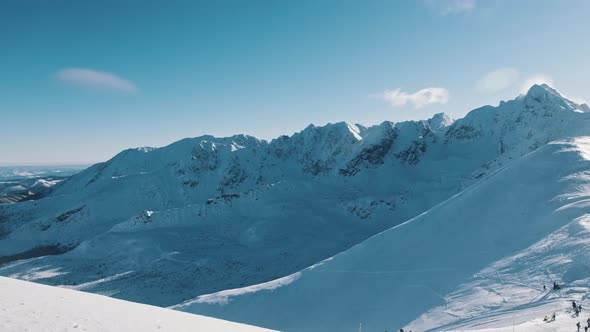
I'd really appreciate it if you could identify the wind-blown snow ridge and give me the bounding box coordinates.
[176,273,302,306]
[173,257,335,308]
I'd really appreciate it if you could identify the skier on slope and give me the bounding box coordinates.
[578,321,581,331]
[574,301,578,310]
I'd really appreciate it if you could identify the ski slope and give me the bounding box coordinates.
[0,277,273,332]
[175,137,590,331]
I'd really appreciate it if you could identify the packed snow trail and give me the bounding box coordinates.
[174,137,590,331]
[0,277,274,332]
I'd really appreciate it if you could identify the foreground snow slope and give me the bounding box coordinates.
[0,277,273,332]
[175,137,590,332]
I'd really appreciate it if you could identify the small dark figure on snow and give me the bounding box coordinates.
[587,317,590,326]
[574,301,578,310]
[552,312,556,321]
[584,326,588,332]
[579,305,583,312]
[578,322,581,331]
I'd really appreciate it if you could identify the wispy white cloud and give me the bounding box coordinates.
[426,0,476,15]
[56,68,138,93]
[520,74,554,94]
[374,87,450,109]
[477,68,520,94]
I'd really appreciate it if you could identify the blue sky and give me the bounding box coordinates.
[1,0,590,165]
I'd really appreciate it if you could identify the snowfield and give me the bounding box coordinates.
[3,84,590,308]
[175,137,590,331]
[0,277,273,332]
[4,84,590,331]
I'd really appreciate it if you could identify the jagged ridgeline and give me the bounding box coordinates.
[1,84,589,311]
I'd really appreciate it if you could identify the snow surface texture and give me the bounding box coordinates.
[3,84,590,326]
[175,137,590,331]
[0,277,273,332]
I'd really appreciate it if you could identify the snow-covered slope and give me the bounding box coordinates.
[175,137,590,331]
[0,277,273,332]
[2,84,590,310]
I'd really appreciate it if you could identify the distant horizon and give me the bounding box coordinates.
[0,163,92,168]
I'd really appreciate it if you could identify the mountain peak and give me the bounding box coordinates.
[522,83,579,111]
[427,112,454,132]
[299,121,363,141]
[525,83,562,99]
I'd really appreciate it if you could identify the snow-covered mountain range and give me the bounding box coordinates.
[0,165,86,204]
[0,165,87,182]
[2,84,590,330]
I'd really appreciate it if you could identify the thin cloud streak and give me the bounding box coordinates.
[477,68,520,94]
[56,68,138,93]
[374,87,450,109]
[426,0,476,16]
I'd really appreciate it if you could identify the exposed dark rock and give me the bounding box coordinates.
[56,206,86,222]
